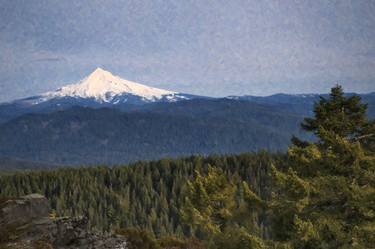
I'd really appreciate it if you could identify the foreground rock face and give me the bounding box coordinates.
[0,193,51,227]
[0,194,127,249]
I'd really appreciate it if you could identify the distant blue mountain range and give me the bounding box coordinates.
[0,69,373,167]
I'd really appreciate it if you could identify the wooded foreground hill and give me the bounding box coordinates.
[0,153,277,235]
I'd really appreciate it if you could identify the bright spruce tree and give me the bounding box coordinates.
[181,166,266,249]
[271,85,375,248]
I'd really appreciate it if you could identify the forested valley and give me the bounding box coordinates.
[1,86,374,248]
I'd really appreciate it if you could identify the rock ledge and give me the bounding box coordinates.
[0,194,127,249]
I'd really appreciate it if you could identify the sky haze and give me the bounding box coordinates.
[0,0,374,102]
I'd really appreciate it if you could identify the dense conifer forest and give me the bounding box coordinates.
[1,86,374,248]
[0,152,279,236]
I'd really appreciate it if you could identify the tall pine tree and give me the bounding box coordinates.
[271,85,375,248]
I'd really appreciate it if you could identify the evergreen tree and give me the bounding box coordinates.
[271,86,375,248]
[181,166,266,249]
[301,85,368,140]
[181,166,236,240]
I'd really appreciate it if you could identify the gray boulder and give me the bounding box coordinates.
[0,193,50,228]
[0,193,127,249]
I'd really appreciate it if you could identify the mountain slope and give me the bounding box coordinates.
[0,68,196,123]
[1,95,374,166]
[1,68,373,124]
[230,92,375,117]
[41,67,180,103]
[0,99,306,165]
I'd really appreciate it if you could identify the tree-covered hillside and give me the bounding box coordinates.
[0,86,374,248]
[0,152,280,237]
[0,99,306,165]
[179,86,375,248]
[1,94,374,166]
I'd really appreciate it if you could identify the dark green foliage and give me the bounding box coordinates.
[179,86,375,248]
[99,228,206,249]
[301,85,368,142]
[157,236,185,248]
[0,153,279,237]
[271,86,375,248]
[181,167,267,248]
[181,167,237,240]
[115,228,160,249]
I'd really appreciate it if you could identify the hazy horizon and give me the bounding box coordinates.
[1,66,375,104]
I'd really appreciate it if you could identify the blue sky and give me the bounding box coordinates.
[0,0,374,102]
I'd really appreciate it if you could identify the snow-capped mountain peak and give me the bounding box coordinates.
[42,67,177,103]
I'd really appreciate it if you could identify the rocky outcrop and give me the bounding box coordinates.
[0,194,127,249]
[53,216,127,249]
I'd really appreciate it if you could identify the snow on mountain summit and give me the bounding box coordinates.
[42,67,177,103]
